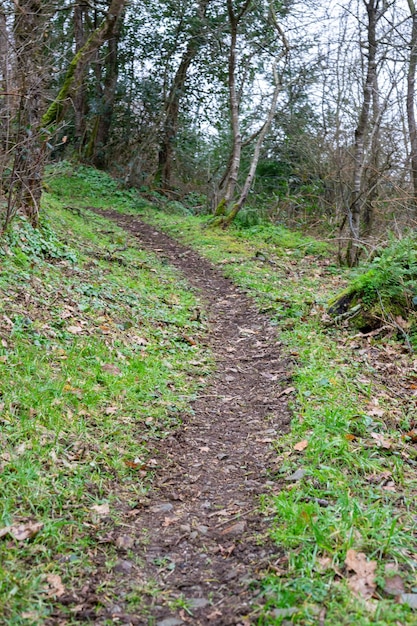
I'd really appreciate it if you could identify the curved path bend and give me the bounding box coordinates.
[88,211,292,625]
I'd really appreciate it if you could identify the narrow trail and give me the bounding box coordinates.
[89,211,293,625]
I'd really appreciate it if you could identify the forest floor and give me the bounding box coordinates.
[1,164,417,625]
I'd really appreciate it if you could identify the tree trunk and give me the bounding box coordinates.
[407,0,417,211]
[157,0,209,189]
[89,12,123,168]
[213,0,288,225]
[41,0,127,129]
[9,0,47,228]
[221,63,283,226]
[345,0,379,266]
[213,0,247,216]
[73,2,89,152]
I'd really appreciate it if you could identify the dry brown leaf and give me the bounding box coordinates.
[207,609,223,620]
[345,434,356,441]
[102,363,122,376]
[162,517,179,528]
[91,503,110,520]
[46,574,65,598]
[383,574,405,596]
[345,549,377,599]
[294,440,308,452]
[316,556,333,571]
[370,432,392,449]
[221,521,246,536]
[9,521,43,541]
[67,325,83,334]
[0,526,10,539]
[115,534,135,549]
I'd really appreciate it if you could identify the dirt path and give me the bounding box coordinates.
[82,211,292,625]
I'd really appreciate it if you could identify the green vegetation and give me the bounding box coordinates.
[0,178,210,622]
[70,169,416,624]
[3,163,417,624]
[329,235,417,343]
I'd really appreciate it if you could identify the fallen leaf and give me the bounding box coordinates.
[0,527,10,539]
[207,609,222,620]
[9,521,43,541]
[91,503,110,520]
[221,521,246,536]
[345,434,356,441]
[162,517,179,527]
[132,335,148,346]
[278,386,296,397]
[181,334,196,346]
[383,574,405,596]
[124,458,145,470]
[67,325,83,334]
[46,574,65,597]
[316,556,333,571]
[400,593,417,609]
[345,549,377,599]
[102,363,122,376]
[294,440,308,452]
[105,406,118,415]
[370,432,392,449]
[115,535,135,549]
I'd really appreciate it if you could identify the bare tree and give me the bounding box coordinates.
[407,0,417,210]
[212,0,289,226]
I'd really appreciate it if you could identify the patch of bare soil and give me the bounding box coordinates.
[54,211,293,625]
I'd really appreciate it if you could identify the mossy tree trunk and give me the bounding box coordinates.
[73,2,90,153]
[41,0,126,129]
[87,13,123,168]
[8,0,48,229]
[3,0,127,231]
[344,0,382,266]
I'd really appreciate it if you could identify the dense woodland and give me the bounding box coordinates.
[2,0,417,264]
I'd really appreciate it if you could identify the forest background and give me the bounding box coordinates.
[2,0,417,266]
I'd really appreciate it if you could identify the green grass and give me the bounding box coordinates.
[44,164,417,623]
[0,185,211,623]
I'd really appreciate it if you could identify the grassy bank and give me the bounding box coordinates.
[0,186,210,622]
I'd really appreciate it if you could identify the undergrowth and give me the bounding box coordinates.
[44,164,417,624]
[329,235,417,342]
[0,186,210,622]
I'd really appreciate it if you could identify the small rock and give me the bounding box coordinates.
[179,524,191,533]
[273,608,299,618]
[189,598,209,609]
[151,503,173,513]
[115,535,135,549]
[224,568,239,580]
[285,468,306,481]
[400,593,417,609]
[113,559,133,573]
[157,618,184,626]
[197,525,209,535]
[220,521,246,536]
